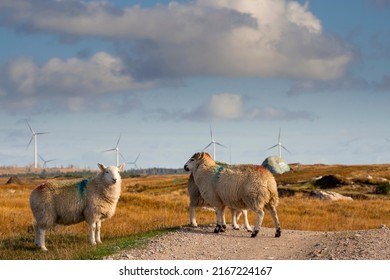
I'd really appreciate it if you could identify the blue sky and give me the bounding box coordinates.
[0,0,389,169]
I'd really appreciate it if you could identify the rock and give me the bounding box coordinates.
[262,156,290,174]
[310,190,353,201]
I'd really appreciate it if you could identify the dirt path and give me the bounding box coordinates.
[106,225,390,260]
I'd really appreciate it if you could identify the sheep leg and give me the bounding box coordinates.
[214,207,226,233]
[35,225,48,251]
[89,222,97,245]
[230,209,240,230]
[221,207,227,231]
[265,205,281,238]
[189,206,198,227]
[33,223,39,247]
[241,210,253,232]
[251,208,265,238]
[95,221,102,244]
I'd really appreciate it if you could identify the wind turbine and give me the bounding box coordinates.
[266,128,290,158]
[121,153,141,169]
[26,120,48,168]
[103,134,122,166]
[202,124,226,161]
[39,154,55,168]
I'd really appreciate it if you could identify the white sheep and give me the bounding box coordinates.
[188,171,252,232]
[29,163,125,250]
[184,152,281,238]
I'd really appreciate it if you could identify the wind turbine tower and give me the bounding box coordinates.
[202,124,226,161]
[26,120,48,168]
[266,128,290,158]
[103,134,122,166]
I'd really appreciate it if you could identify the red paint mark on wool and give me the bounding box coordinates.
[35,182,48,190]
[254,165,267,173]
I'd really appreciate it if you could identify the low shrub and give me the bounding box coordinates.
[374,183,390,195]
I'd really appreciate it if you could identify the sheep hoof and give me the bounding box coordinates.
[251,230,259,238]
[214,224,224,233]
[233,226,240,230]
[190,223,198,228]
[275,228,281,238]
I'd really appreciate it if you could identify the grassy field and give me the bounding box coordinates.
[1,164,390,260]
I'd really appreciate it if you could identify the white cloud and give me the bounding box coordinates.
[1,0,352,80]
[208,93,243,119]
[181,93,317,122]
[0,52,152,112]
[8,52,142,95]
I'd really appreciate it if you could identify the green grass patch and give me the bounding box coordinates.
[78,228,175,260]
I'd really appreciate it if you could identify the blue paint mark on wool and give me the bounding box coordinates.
[77,179,89,198]
[213,165,224,182]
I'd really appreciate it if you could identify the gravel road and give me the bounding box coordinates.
[105,225,390,260]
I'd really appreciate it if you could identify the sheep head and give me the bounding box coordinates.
[97,163,126,185]
[184,152,213,172]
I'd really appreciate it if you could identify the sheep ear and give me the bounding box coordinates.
[98,163,106,172]
[118,163,126,172]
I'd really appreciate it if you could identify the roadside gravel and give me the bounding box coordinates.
[105,225,390,260]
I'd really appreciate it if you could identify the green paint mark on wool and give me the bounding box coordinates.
[213,165,224,182]
[77,179,89,198]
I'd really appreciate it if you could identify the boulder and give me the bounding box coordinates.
[262,156,290,174]
[310,190,353,201]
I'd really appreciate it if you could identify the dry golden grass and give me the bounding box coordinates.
[1,166,390,259]
[275,193,390,231]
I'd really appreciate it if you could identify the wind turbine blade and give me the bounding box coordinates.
[215,142,227,148]
[278,128,281,143]
[26,120,34,134]
[134,153,141,162]
[208,123,214,139]
[36,132,49,135]
[265,144,279,151]
[103,148,116,152]
[119,152,127,162]
[26,136,34,150]
[116,134,121,148]
[202,142,213,151]
[39,155,44,161]
[281,145,291,153]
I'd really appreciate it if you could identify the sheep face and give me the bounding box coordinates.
[184,152,211,172]
[98,163,126,185]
